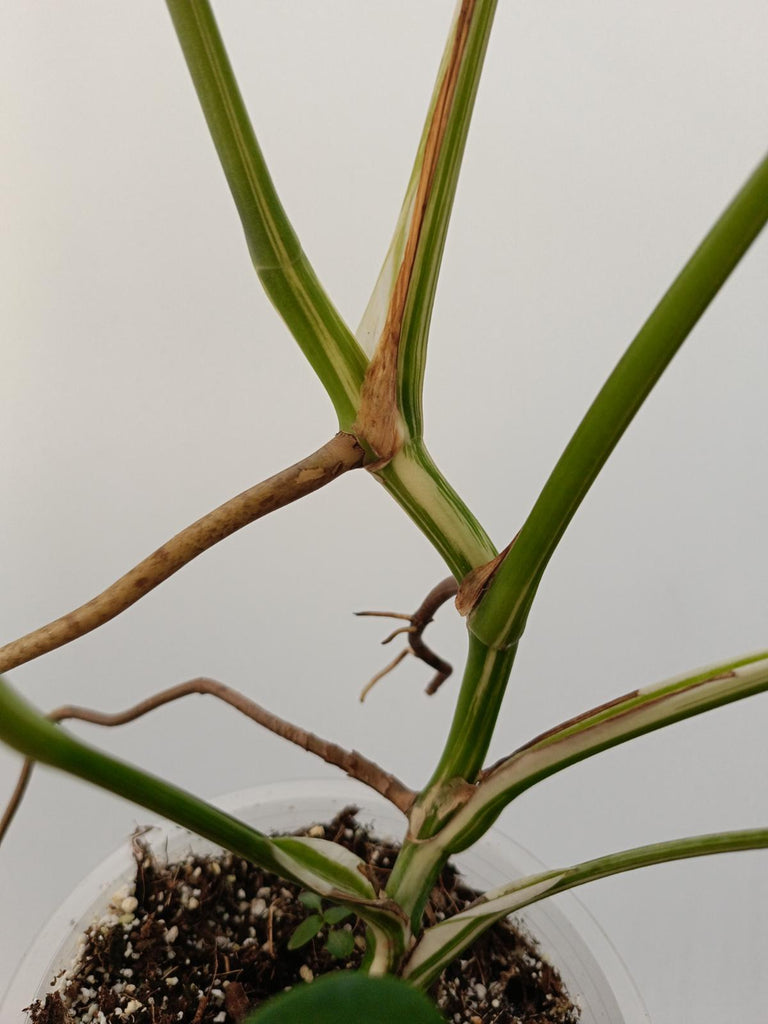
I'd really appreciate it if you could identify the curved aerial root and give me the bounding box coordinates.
[356,576,458,700]
[0,675,415,844]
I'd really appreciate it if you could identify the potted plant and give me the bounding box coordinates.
[1,1,767,1021]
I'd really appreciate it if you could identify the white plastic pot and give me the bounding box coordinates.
[2,779,650,1022]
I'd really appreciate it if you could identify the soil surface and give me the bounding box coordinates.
[27,807,578,1024]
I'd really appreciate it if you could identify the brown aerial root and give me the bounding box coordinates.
[0,432,364,678]
[356,576,459,701]
[0,676,416,845]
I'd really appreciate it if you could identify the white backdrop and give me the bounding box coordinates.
[1,3,767,1021]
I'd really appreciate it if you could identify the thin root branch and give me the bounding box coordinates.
[354,610,413,622]
[381,625,416,645]
[357,576,459,699]
[359,649,411,702]
[0,675,415,846]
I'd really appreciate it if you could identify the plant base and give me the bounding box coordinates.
[27,807,577,1024]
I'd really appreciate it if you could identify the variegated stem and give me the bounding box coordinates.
[165,0,367,429]
[386,635,517,928]
[355,0,498,453]
[396,0,497,439]
[388,650,768,924]
[405,827,768,988]
[377,441,497,581]
[356,0,472,358]
[0,433,363,678]
[168,0,499,586]
[361,920,413,979]
[422,636,517,799]
[440,649,768,854]
[471,149,768,650]
[0,673,409,946]
[351,0,507,840]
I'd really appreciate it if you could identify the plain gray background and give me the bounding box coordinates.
[1,2,767,1021]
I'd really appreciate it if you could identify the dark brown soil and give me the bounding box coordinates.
[27,808,578,1024]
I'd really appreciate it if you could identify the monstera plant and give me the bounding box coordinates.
[1,2,767,1021]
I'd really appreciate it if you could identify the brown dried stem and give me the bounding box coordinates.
[0,433,363,677]
[0,676,416,843]
[357,576,459,699]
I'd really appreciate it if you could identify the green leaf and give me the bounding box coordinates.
[298,891,323,912]
[323,905,353,926]
[246,972,446,1024]
[286,914,324,950]
[324,928,355,959]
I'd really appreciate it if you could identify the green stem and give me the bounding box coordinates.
[386,635,516,927]
[391,647,768,927]
[441,650,768,854]
[405,826,768,988]
[397,0,499,437]
[168,0,501,576]
[471,149,768,649]
[553,828,768,894]
[376,440,497,580]
[355,1,501,579]
[165,0,367,429]
[423,634,517,790]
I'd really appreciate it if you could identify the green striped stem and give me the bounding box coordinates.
[385,634,516,928]
[167,0,499,585]
[444,649,768,853]
[421,634,517,794]
[398,0,498,437]
[356,0,498,437]
[355,10,452,359]
[165,0,367,430]
[387,650,768,912]
[471,149,768,650]
[361,921,412,979]
[356,1,501,582]
[404,826,768,988]
[377,440,497,580]
[0,674,410,944]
